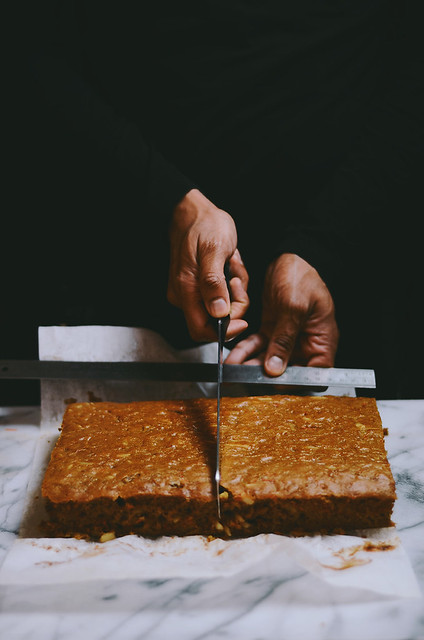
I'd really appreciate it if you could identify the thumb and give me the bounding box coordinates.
[199,253,231,319]
[263,312,302,376]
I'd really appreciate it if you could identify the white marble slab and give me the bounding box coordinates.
[0,400,423,640]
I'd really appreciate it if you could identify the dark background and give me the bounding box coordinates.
[3,4,423,404]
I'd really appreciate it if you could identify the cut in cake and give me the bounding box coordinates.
[41,395,396,540]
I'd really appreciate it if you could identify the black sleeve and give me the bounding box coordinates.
[276,0,424,293]
[26,1,196,220]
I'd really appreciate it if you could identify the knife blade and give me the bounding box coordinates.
[0,360,376,388]
[215,315,230,520]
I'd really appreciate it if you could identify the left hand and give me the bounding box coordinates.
[225,253,339,375]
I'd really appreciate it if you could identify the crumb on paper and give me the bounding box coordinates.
[321,536,399,571]
[362,540,398,552]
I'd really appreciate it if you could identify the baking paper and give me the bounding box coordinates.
[0,325,420,599]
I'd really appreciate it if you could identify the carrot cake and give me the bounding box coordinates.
[41,395,396,540]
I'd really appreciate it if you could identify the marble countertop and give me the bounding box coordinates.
[0,400,423,640]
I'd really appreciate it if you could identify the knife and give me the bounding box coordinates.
[214,314,230,520]
[0,360,376,388]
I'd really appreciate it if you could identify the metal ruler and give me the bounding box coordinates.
[0,360,376,388]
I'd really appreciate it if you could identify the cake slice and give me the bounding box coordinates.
[41,395,396,540]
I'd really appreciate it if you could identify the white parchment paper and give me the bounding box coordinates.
[1,527,419,598]
[0,326,420,598]
[38,325,222,429]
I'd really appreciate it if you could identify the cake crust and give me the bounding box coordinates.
[41,395,396,539]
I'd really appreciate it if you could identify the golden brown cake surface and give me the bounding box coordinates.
[41,395,396,539]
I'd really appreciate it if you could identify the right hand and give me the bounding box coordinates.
[167,189,249,342]
[225,253,339,374]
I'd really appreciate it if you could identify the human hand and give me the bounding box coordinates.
[225,253,339,374]
[167,189,249,342]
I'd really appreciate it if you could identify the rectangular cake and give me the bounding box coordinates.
[41,395,396,540]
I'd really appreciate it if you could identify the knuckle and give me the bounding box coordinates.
[286,300,308,319]
[232,342,251,359]
[272,333,296,353]
[174,269,191,287]
[202,271,223,290]
[174,270,197,296]
[232,302,249,318]
[238,271,249,290]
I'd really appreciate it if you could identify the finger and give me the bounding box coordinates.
[263,311,303,376]
[306,353,335,368]
[228,276,249,320]
[171,273,214,341]
[199,263,231,319]
[167,257,197,309]
[228,249,249,290]
[300,337,337,368]
[225,333,267,364]
[226,318,249,341]
[242,355,265,366]
[177,287,248,342]
[290,311,339,368]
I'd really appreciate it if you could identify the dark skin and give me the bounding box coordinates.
[168,188,339,374]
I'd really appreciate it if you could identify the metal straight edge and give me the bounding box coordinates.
[222,364,376,388]
[0,360,376,388]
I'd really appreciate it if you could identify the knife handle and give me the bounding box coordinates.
[222,261,232,312]
[223,261,231,292]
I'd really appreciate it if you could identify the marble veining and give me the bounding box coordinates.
[0,401,423,640]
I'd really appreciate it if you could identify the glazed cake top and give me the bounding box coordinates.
[42,395,396,504]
